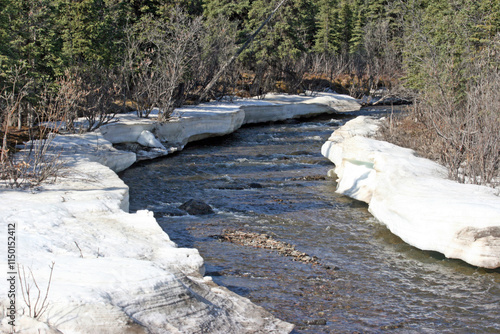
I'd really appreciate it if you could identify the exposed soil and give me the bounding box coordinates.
[0,125,53,153]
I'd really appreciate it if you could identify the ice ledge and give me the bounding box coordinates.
[98,92,360,161]
[321,116,500,269]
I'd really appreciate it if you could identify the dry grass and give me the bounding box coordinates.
[378,106,445,162]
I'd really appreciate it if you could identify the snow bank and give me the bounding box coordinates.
[98,92,360,155]
[49,132,136,172]
[321,116,500,269]
[0,150,292,333]
[242,92,360,124]
[0,92,360,333]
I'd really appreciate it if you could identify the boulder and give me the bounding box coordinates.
[179,199,215,215]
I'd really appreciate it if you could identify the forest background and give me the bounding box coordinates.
[0,0,499,187]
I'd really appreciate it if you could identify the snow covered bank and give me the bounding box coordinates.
[241,92,361,124]
[321,116,500,269]
[0,145,293,333]
[98,92,360,159]
[0,92,360,333]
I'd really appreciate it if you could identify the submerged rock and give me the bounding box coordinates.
[179,199,215,215]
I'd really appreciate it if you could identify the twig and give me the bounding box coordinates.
[74,241,83,258]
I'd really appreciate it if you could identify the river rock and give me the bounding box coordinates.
[179,199,215,215]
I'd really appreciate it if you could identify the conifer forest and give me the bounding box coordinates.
[1,0,499,185]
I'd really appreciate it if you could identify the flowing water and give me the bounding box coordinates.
[119,109,500,333]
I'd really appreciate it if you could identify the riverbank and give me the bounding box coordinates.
[0,92,359,333]
[321,116,500,269]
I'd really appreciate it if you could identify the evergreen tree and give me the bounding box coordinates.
[202,0,251,23]
[338,0,353,54]
[157,0,203,17]
[366,0,386,22]
[202,0,252,42]
[0,0,16,77]
[349,3,366,54]
[402,0,498,98]
[245,0,316,64]
[464,0,500,48]
[1,0,64,81]
[55,0,130,67]
[313,0,340,54]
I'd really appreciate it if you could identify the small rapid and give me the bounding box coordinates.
[119,110,500,333]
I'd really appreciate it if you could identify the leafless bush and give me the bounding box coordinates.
[78,66,121,131]
[125,8,207,121]
[381,39,500,187]
[451,55,500,185]
[1,67,31,164]
[4,134,63,188]
[18,262,55,320]
[35,73,87,133]
[1,68,66,188]
[47,67,120,133]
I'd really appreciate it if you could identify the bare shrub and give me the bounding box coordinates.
[381,38,500,187]
[35,73,87,133]
[46,67,121,133]
[1,67,31,164]
[1,69,67,188]
[4,134,63,188]
[125,8,206,121]
[378,103,445,163]
[18,262,55,320]
[455,55,500,185]
[78,66,121,131]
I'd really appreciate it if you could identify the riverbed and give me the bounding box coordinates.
[119,110,500,333]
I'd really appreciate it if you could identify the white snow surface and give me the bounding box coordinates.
[0,93,360,333]
[321,116,500,269]
[99,92,360,148]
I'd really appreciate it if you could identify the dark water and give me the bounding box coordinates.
[119,110,500,333]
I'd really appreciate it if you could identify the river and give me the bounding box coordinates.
[119,109,500,333]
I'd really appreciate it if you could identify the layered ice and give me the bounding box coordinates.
[0,159,292,333]
[99,92,360,151]
[321,116,500,269]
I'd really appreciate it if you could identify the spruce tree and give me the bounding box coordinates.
[366,0,386,22]
[0,0,16,77]
[338,0,353,54]
[313,0,340,54]
[56,0,111,66]
[245,0,316,63]
[349,3,366,54]
[202,0,251,22]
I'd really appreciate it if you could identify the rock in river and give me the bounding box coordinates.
[179,199,215,215]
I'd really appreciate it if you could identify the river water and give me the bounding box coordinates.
[119,109,500,333]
